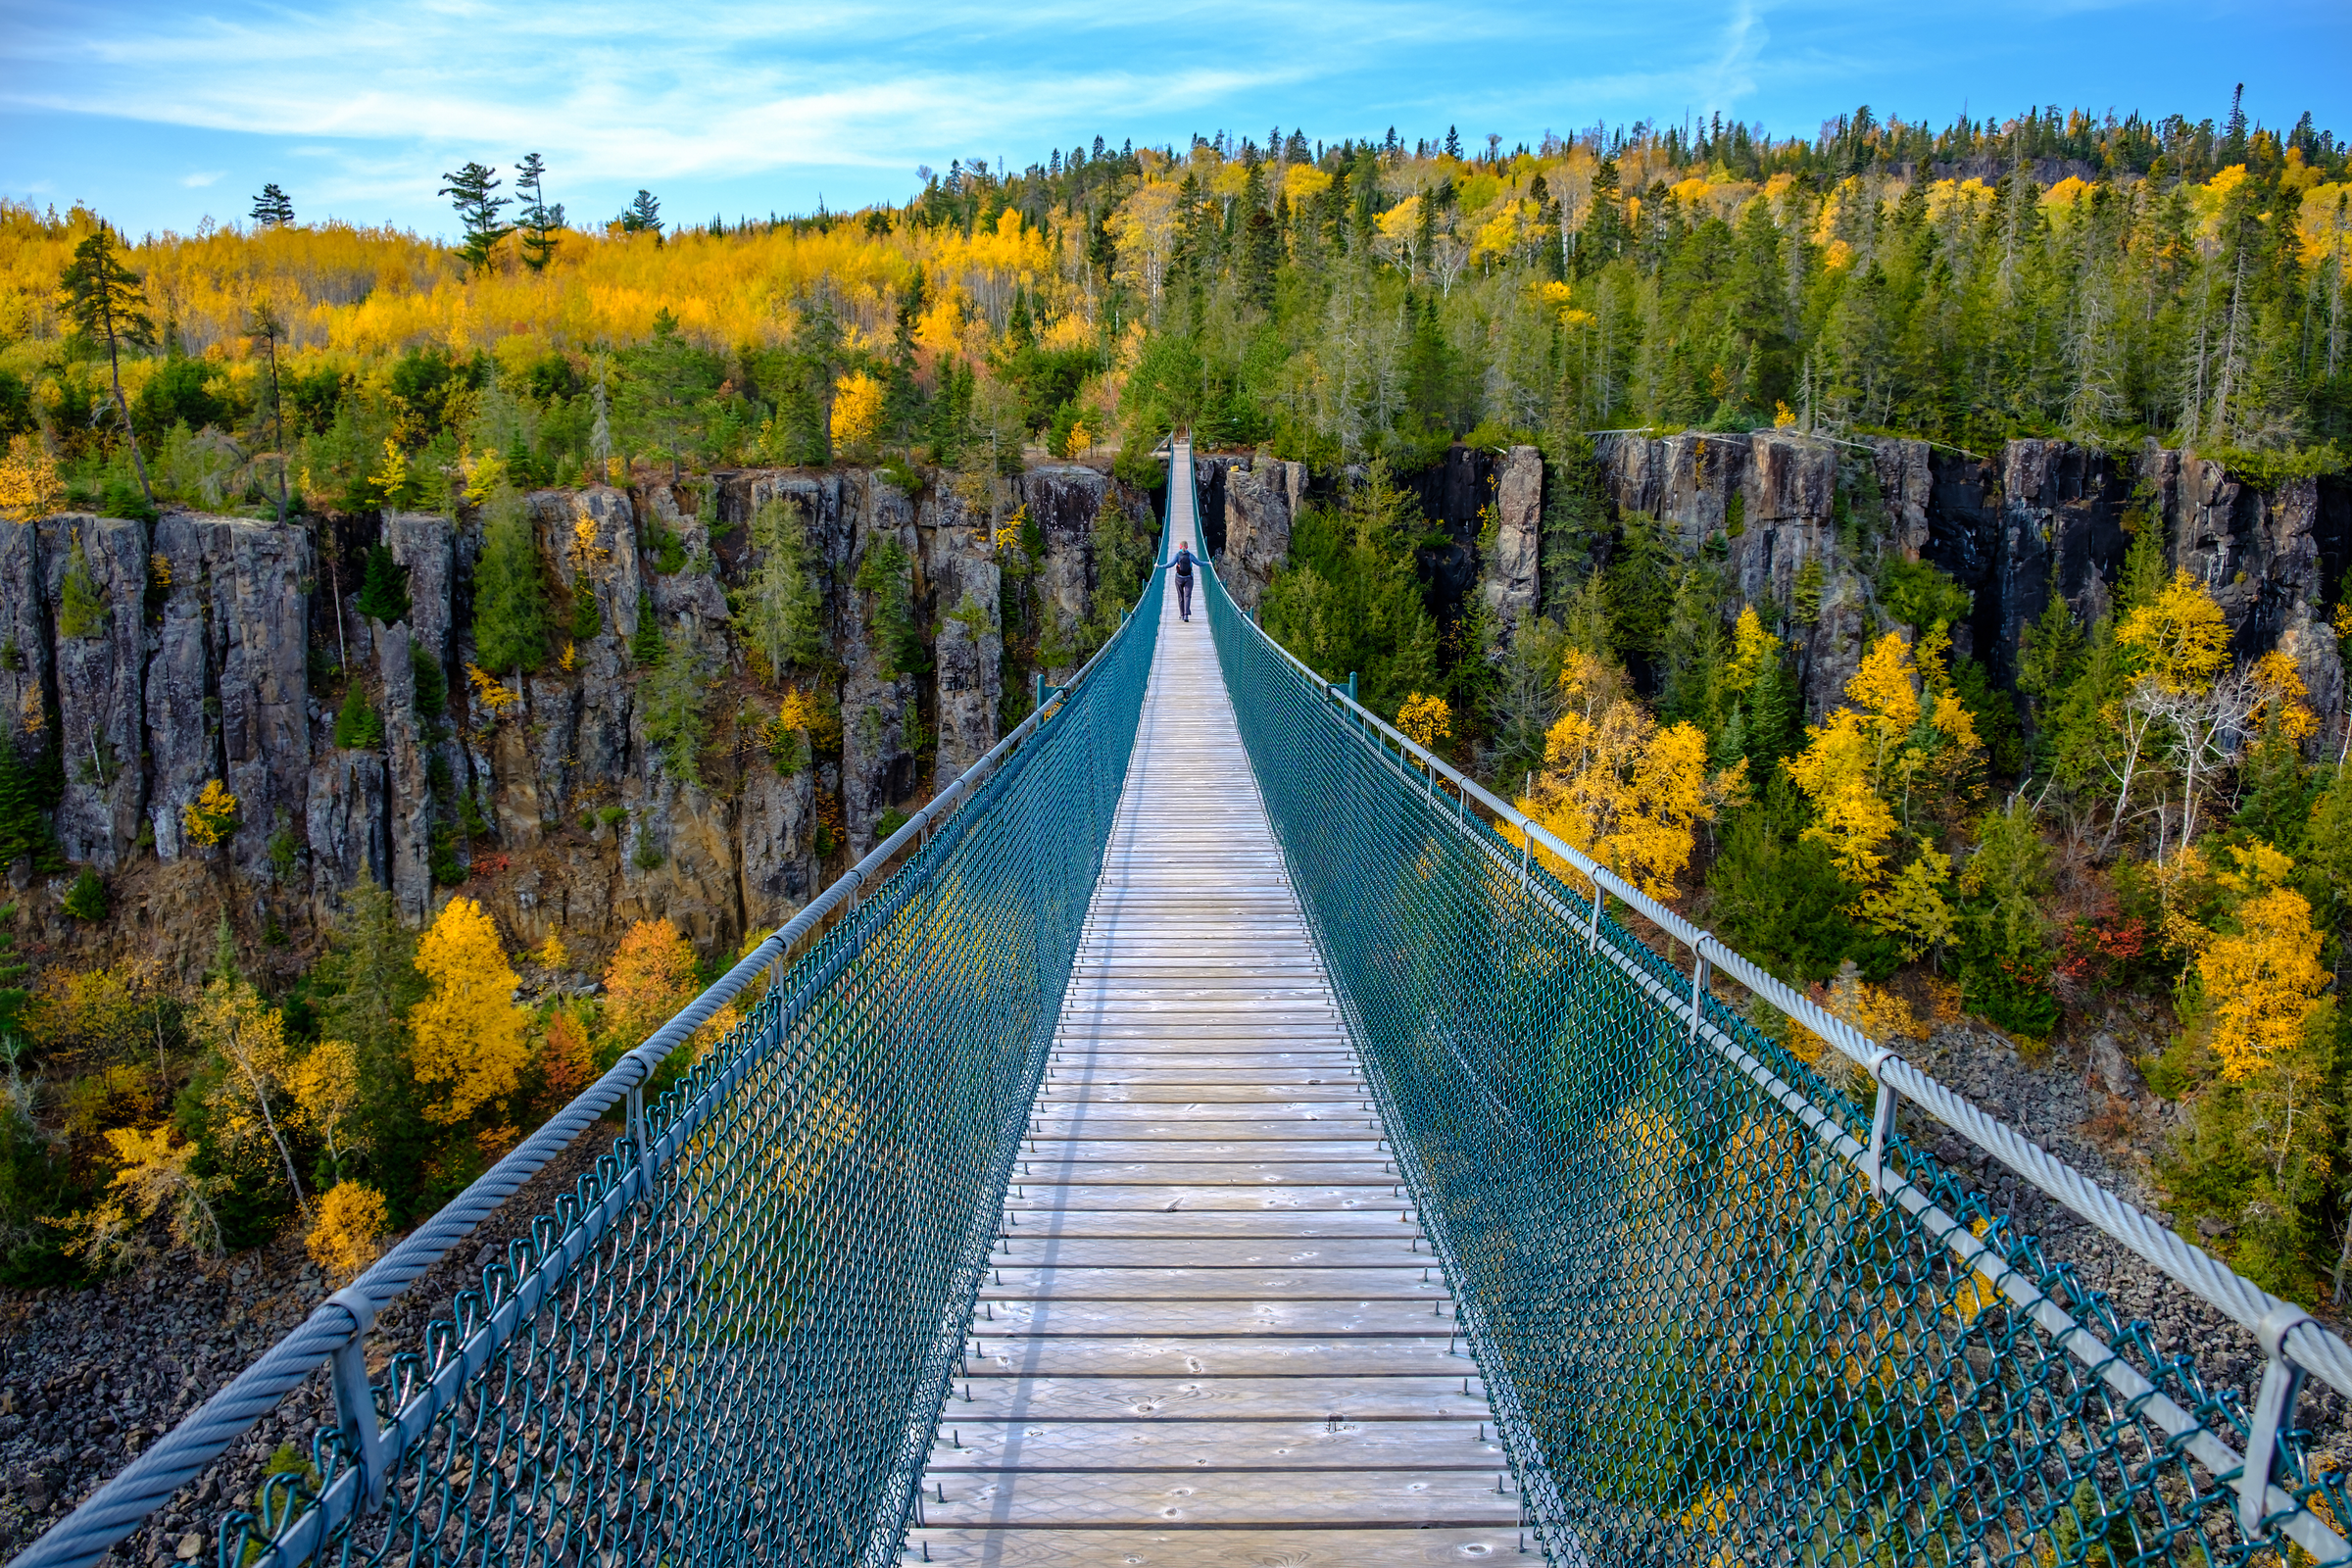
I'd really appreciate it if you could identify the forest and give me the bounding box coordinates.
[2,90,2352,1312]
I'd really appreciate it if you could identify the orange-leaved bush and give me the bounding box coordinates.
[409,897,529,1124]
[601,917,699,1054]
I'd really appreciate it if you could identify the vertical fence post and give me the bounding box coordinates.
[1688,936,1713,1046]
[323,1290,390,1511]
[2242,1307,2316,1535]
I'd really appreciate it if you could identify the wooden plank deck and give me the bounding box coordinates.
[907,444,1526,1566]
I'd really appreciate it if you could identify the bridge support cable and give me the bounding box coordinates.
[1198,531,2352,1567]
[14,553,1169,1568]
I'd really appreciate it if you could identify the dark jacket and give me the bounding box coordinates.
[1172,547,1195,578]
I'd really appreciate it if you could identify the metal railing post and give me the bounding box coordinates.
[323,1290,388,1511]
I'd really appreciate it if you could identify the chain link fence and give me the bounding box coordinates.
[1200,546,2352,1568]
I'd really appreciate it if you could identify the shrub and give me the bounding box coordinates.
[181,779,240,848]
[61,867,106,922]
[306,1181,388,1281]
[333,685,384,749]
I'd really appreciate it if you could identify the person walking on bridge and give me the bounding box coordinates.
[1171,542,1196,621]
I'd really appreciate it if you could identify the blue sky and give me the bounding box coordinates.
[5,0,2350,239]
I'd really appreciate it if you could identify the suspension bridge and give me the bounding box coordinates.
[17,442,2352,1568]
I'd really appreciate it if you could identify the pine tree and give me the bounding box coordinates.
[437,162,514,272]
[58,224,156,506]
[515,154,564,273]
[249,184,295,227]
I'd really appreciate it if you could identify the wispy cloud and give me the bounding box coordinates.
[179,170,222,187]
[3,0,2347,234]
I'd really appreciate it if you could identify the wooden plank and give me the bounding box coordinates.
[920,1469,1523,1528]
[1001,1186,1401,1211]
[921,1419,1499,1471]
[1006,1163,1398,1184]
[976,1266,1448,1300]
[905,1527,1531,1567]
[973,1299,1463,1337]
[937,1374,1491,1422]
[983,1239,1427,1269]
[1005,1211,1414,1238]
[956,1336,1471,1378]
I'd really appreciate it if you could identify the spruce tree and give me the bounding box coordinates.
[355,544,411,624]
[471,497,549,674]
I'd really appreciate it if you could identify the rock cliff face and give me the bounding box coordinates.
[2,463,1155,971]
[1591,432,2352,730]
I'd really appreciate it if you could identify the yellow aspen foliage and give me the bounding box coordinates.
[828,370,884,453]
[534,933,570,969]
[601,917,700,1052]
[1858,845,1958,959]
[1517,651,1744,899]
[306,1181,389,1282]
[182,779,240,848]
[461,447,507,505]
[1773,402,1798,428]
[2251,649,2317,740]
[82,1124,222,1262]
[1723,606,1781,696]
[0,434,64,520]
[1396,693,1451,751]
[288,1038,364,1173]
[1787,633,1980,881]
[409,897,529,1124]
[1792,965,1927,1064]
[367,438,409,502]
[2117,569,2231,695]
[2198,885,2330,1081]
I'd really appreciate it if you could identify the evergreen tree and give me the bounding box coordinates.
[619,190,663,238]
[249,183,295,227]
[514,153,564,272]
[58,224,156,507]
[437,162,513,273]
[471,496,550,674]
[355,544,411,624]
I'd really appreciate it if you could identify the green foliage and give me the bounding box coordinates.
[1706,779,1898,983]
[356,544,412,625]
[1260,462,1440,717]
[410,643,447,719]
[1954,803,2059,1036]
[1790,558,1824,626]
[641,627,711,784]
[629,592,664,666]
[736,499,826,679]
[854,536,929,680]
[333,685,384,750]
[57,534,108,639]
[617,309,723,476]
[61,867,106,922]
[1083,492,1153,652]
[1878,556,1971,636]
[472,489,550,673]
[0,739,63,874]
[569,585,603,640]
[437,162,514,274]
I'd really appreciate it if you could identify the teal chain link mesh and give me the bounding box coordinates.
[207,569,1167,1568]
[1200,559,2351,1568]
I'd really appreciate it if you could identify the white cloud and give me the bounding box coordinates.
[180,169,223,186]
